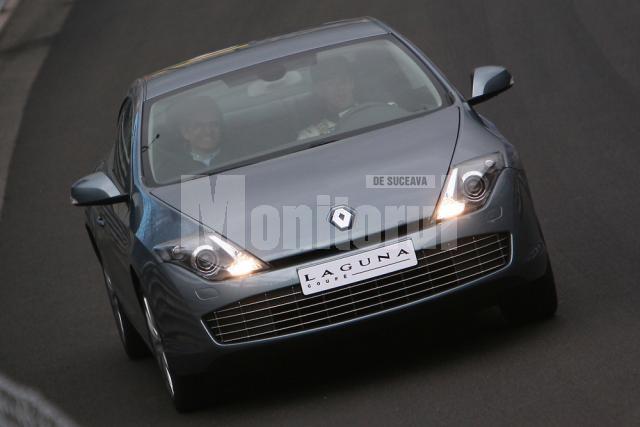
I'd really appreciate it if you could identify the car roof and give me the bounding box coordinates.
[142,17,389,99]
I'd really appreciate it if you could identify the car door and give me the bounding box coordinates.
[97,97,141,320]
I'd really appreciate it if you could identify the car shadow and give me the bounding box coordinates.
[187,304,560,414]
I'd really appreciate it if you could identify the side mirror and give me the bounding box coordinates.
[70,172,127,206]
[468,66,514,105]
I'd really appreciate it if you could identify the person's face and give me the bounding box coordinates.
[315,74,355,112]
[181,108,222,153]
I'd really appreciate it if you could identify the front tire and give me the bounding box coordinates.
[142,296,201,412]
[500,261,558,323]
[103,269,149,359]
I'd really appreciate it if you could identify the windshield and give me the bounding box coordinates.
[142,36,450,185]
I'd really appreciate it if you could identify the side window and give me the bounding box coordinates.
[113,98,133,191]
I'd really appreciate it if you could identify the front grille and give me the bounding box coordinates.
[204,233,511,344]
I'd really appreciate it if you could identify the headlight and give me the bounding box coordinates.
[434,153,504,221]
[155,231,267,281]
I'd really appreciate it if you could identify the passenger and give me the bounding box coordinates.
[175,96,225,167]
[155,95,225,180]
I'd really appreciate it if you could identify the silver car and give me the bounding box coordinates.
[71,17,557,411]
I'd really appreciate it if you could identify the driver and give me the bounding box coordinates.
[297,56,358,141]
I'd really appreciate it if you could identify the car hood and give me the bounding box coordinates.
[151,106,460,262]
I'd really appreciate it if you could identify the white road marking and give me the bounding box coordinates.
[0,0,71,219]
[0,372,79,427]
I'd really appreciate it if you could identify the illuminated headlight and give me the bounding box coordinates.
[155,232,267,281]
[435,153,504,221]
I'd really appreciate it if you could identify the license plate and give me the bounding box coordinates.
[298,240,417,295]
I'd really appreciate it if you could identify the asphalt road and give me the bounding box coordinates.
[1,0,640,425]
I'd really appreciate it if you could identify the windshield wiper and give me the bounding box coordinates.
[308,137,343,149]
[141,133,160,152]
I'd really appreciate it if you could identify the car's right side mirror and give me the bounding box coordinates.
[70,172,128,206]
[468,66,514,105]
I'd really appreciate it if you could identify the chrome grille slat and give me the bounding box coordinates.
[205,233,511,344]
[209,245,508,328]
[220,259,507,344]
[215,253,507,335]
[211,235,508,318]
[212,234,504,316]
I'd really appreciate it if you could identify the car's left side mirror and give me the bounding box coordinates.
[468,66,514,105]
[70,172,128,206]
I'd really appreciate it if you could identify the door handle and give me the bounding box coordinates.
[96,215,106,227]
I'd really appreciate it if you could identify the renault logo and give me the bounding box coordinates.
[329,206,355,231]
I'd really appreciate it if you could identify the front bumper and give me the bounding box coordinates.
[144,167,549,375]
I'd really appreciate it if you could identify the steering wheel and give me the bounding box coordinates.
[336,102,406,133]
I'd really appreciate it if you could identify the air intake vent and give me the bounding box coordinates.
[205,233,510,344]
